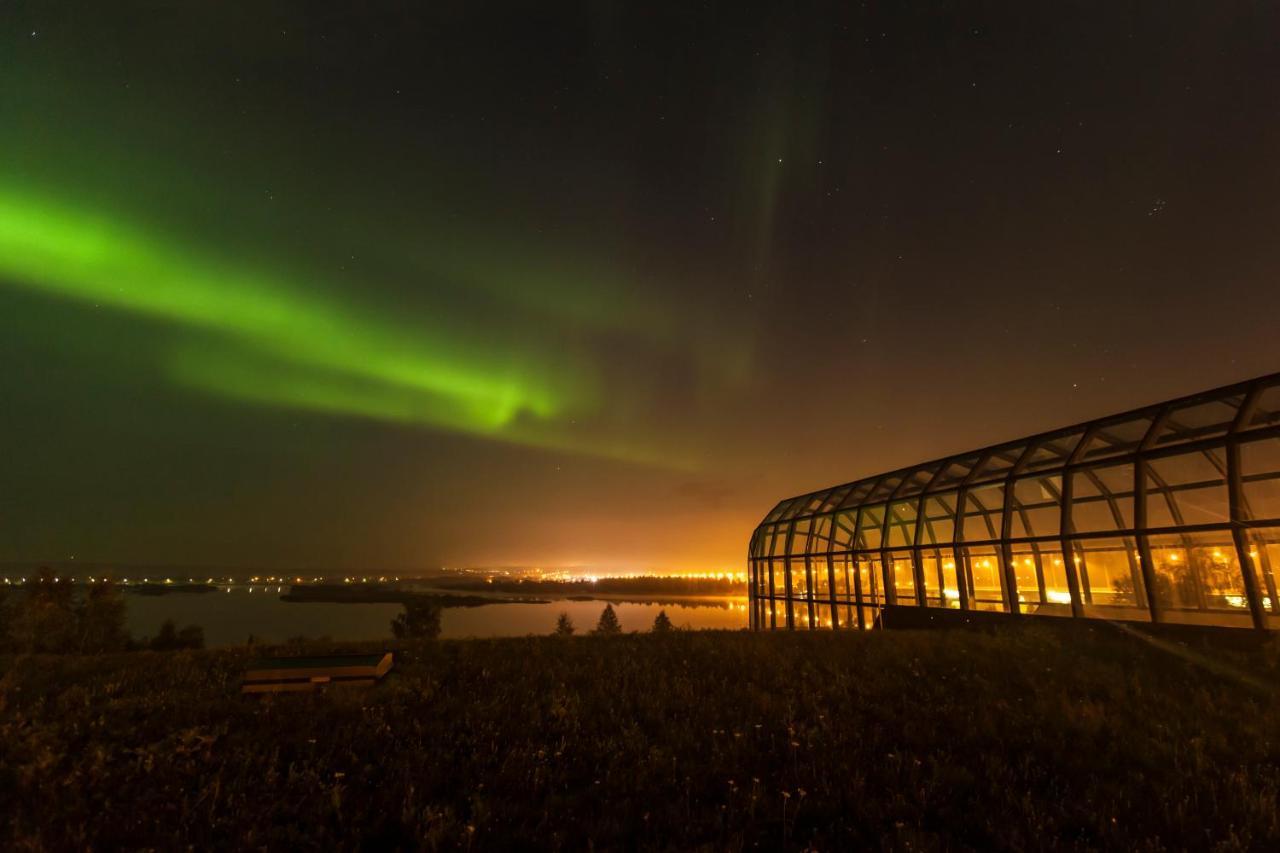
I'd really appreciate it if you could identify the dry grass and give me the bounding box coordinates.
[2,625,1279,850]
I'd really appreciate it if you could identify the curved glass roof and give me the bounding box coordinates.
[754,372,1280,538]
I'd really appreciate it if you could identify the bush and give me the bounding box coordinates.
[652,609,673,632]
[77,582,130,653]
[149,619,205,651]
[19,567,78,652]
[391,600,442,640]
[553,612,575,636]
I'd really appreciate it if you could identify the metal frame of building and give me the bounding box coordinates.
[748,372,1280,632]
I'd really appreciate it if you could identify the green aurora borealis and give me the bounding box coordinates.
[4,3,1280,572]
[0,185,572,440]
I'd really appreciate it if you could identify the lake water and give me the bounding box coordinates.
[125,588,749,646]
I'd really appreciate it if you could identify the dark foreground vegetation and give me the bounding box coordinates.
[3,625,1280,850]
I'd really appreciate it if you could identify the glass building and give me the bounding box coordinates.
[749,373,1280,632]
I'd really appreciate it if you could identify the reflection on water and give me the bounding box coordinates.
[126,589,748,646]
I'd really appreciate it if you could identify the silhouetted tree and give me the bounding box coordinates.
[177,624,205,649]
[13,567,77,652]
[391,600,442,639]
[652,610,673,633]
[593,604,621,635]
[149,619,204,650]
[554,612,575,636]
[0,586,10,651]
[77,581,129,653]
[151,620,179,650]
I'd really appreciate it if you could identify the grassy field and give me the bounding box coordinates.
[2,624,1279,850]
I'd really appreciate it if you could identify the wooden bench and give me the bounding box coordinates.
[241,652,393,693]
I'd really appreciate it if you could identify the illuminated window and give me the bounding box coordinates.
[962,544,1006,612]
[887,550,916,604]
[1148,532,1251,628]
[1068,537,1148,620]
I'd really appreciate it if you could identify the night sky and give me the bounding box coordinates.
[3,3,1279,574]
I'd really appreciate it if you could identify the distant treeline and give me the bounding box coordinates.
[435,576,746,597]
[0,567,204,653]
[281,584,548,607]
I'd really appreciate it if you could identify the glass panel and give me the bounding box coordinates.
[1010,545,1071,614]
[970,446,1026,483]
[831,555,857,628]
[1144,449,1229,528]
[753,560,769,595]
[768,523,790,556]
[856,505,885,550]
[810,556,831,597]
[1068,536,1148,620]
[781,497,810,521]
[1241,436,1280,522]
[1243,528,1280,627]
[1080,416,1154,461]
[1147,531,1252,628]
[887,550,916,604]
[1008,474,1062,538]
[1153,398,1241,447]
[886,500,919,547]
[807,515,835,555]
[919,493,957,545]
[788,519,813,555]
[837,478,879,509]
[919,547,960,607]
[1022,429,1087,471]
[962,544,1006,612]
[1246,381,1280,431]
[896,465,941,498]
[831,510,858,550]
[1070,464,1135,533]
[1007,545,1044,607]
[788,557,809,597]
[793,492,830,519]
[764,499,793,523]
[961,483,1004,543]
[867,474,905,503]
[929,455,982,491]
[817,485,854,514]
[768,559,783,597]
[855,555,882,627]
